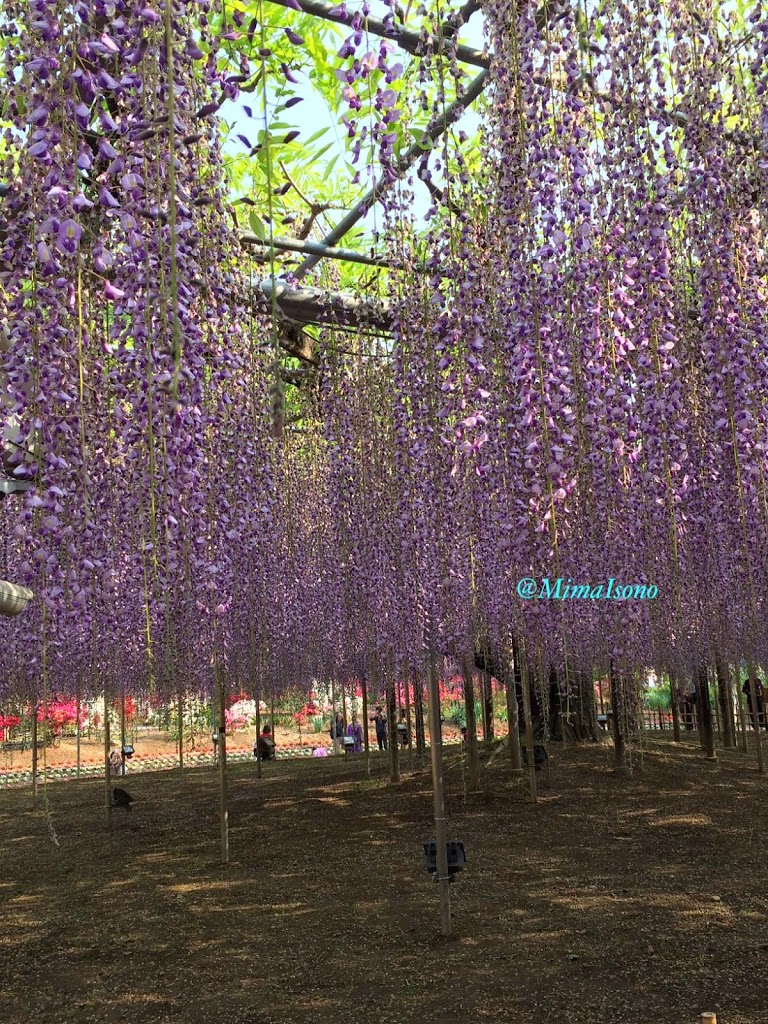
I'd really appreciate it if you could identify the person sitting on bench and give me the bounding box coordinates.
[255,724,276,761]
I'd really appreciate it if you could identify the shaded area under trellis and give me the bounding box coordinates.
[1,741,766,1024]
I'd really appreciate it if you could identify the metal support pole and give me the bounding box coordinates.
[104,692,112,825]
[387,660,400,783]
[121,689,127,776]
[462,655,481,791]
[177,690,184,776]
[734,664,748,751]
[242,233,395,268]
[216,665,230,863]
[427,651,451,937]
[521,652,537,802]
[362,659,371,777]
[507,641,524,773]
[76,679,82,782]
[31,695,39,806]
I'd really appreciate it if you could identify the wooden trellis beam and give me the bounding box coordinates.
[261,278,392,333]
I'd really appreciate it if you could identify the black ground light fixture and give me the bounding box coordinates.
[112,788,134,811]
[424,840,467,883]
[121,745,134,759]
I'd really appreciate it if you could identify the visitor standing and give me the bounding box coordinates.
[742,677,766,731]
[331,712,345,755]
[682,681,696,730]
[346,713,363,753]
[109,744,123,777]
[397,707,409,747]
[370,706,387,751]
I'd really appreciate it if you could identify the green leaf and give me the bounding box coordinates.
[311,142,334,161]
[305,127,329,145]
[249,211,266,239]
[323,153,339,181]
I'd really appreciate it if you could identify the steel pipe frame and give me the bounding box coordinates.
[240,233,393,269]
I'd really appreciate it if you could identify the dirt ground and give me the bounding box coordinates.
[1,736,767,1024]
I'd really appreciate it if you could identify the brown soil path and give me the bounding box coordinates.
[1,737,766,1024]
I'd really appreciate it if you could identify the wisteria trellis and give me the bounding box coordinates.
[1,0,768,723]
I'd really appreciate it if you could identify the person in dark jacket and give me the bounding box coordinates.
[330,712,345,755]
[255,724,276,761]
[743,678,766,731]
[397,707,409,747]
[370,707,387,751]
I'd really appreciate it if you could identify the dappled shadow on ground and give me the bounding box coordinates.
[1,740,768,1024]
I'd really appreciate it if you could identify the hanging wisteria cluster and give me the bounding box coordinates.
[1,0,768,730]
[393,0,768,692]
[0,0,275,710]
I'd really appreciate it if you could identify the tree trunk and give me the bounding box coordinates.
[506,644,523,772]
[712,676,723,743]
[696,665,716,760]
[403,659,414,772]
[746,664,765,773]
[481,667,494,747]
[462,656,481,791]
[254,678,262,779]
[669,671,681,742]
[715,658,735,748]
[386,669,400,783]
[331,678,339,755]
[414,674,426,760]
[574,671,599,742]
[609,663,628,773]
